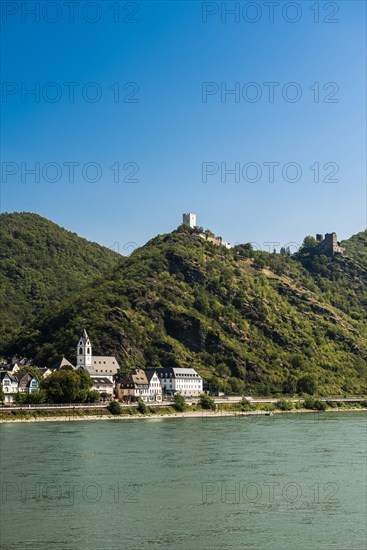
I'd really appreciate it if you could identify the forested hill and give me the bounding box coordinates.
[0,212,122,346]
[3,218,366,396]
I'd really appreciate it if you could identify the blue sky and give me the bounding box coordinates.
[1,0,366,253]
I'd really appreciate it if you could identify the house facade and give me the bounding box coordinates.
[0,371,40,403]
[117,369,162,403]
[13,372,40,393]
[91,377,114,398]
[155,367,203,396]
[144,369,163,402]
[0,372,19,402]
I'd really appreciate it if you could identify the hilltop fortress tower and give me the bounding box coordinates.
[315,233,345,257]
[182,213,196,228]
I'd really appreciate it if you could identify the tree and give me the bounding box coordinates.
[228,377,245,395]
[255,258,266,269]
[297,375,317,395]
[301,236,317,251]
[291,355,306,369]
[240,397,252,411]
[16,390,47,404]
[108,400,122,415]
[282,375,297,395]
[137,398,148,414]
[173,393,186,412]
[100,392,110,401]
[303,396,327,411]
[276,398,293,411]
[42,368,92,403]
[75,368,93,401]
[115,364,132,382]
[199,394,216,411]
[88,390,100,403]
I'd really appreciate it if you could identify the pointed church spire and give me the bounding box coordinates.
[77,330,92,369]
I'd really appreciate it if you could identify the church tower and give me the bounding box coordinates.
[77,329,92,369]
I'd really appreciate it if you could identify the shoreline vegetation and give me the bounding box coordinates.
[1,401,366,423]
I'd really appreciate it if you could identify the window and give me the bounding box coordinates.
[87,348,90,354]
[79,348,83,355]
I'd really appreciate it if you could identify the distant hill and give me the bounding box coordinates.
[2,218,366,396]
[0,212,121,347]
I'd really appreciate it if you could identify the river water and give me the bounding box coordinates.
[0,412,366,549]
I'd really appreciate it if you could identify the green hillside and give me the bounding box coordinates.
[0,212,122,346]
[3,220,366,396]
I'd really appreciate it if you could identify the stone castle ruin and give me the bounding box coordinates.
[315,233,345,257]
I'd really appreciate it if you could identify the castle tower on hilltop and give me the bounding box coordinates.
[77,329,92,368]
[315,232,345,256]
[182,212,196,228]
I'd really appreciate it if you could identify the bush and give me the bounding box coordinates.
[15,390,47,404]
[88,390,100,403]
[173,393,187,412]
[303,396,315,409]
[313,399,327,411]
[108,401,122,415]
[199,394,216,411]
[276,398,293,411]
[240,397,253,411]
[137,398,148,414]
[303,397,326,410]
[100,392,110,400]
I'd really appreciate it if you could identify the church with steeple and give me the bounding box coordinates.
[77,329,119,382]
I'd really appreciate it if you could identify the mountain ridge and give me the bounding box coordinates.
[2,213,366,396]
[0,212,122,347]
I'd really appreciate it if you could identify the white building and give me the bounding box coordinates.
[145,369,163,402]
[156,367,203,396]
[91,377,114,398]
[0,371,40,403]
[77,330,119,383]
[0,372,20,402]
[182,212,196,228]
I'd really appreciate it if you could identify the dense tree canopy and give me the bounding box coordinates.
[42,368,93,403]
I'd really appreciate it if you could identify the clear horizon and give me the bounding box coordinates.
[1,1,366,253]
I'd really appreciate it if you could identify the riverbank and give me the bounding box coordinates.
[0,406,365,423]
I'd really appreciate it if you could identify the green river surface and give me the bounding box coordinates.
[0,412,366,549]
